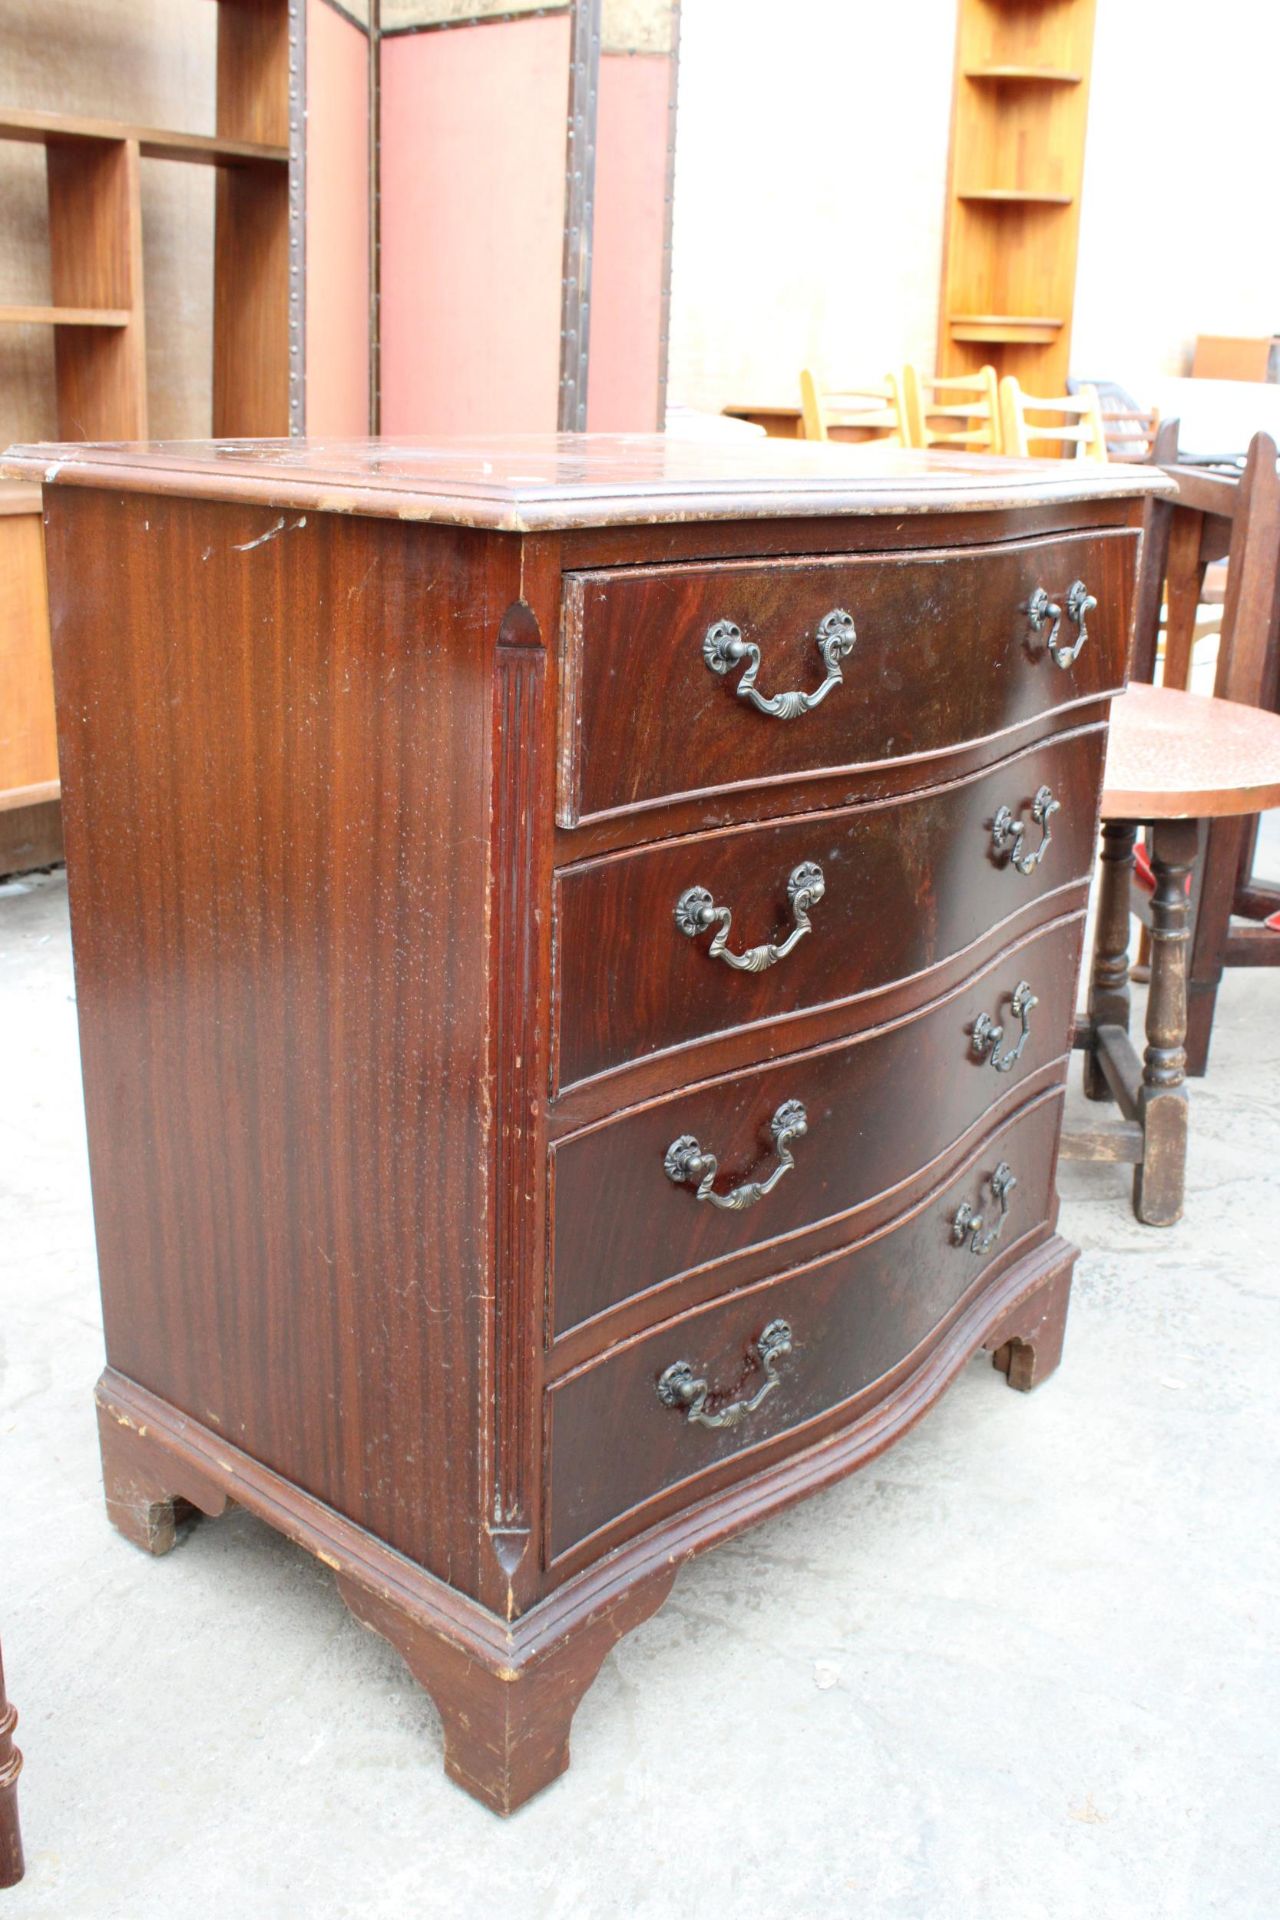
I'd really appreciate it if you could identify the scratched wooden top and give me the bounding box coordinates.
[1,433,1173,533]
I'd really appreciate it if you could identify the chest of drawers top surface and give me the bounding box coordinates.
[13,434,1165,1817]
[5,430,1169,527]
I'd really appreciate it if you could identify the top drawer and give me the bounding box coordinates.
[558,527,1136,827]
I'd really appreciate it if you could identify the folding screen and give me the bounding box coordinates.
[301,0,373,435]
[379,0,679,435]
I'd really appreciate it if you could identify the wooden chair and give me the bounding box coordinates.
[1131,431,1280,1072]
[0,1637,22,1889]
[1067,380,1160,464]
[900,364,1002,453]
[799,369,907,445]
[1067,682,1280,1225]
[1100,403,1160,463]
[999,377,1108,462]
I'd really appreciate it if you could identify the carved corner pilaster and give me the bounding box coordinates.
[485,601,552,1615]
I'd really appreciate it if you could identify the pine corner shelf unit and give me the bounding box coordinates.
[937,0,1097,394]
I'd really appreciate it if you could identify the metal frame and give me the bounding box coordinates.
[654,0,681,429]
[557,0,601,432]
[287,0,307,435]
[368,0,382,433]
[378,5,569,33]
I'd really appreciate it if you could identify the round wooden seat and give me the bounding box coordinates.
[1102,680,1280,820]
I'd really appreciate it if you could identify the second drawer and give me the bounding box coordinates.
[555,724,1103,1087]
[551,910,1082,1339]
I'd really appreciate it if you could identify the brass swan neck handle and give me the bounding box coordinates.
[664,1100,808,1212]
[675,862,825,973]
[657,1320,795,1431]
[702,609,856,719]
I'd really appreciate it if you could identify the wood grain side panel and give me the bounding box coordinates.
[546,1086,1064,1561]
[45,490,496,1592]
[554,726,1106,1086]
[559,527,1135,824]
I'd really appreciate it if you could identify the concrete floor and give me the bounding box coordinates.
[1,865,1278,1920]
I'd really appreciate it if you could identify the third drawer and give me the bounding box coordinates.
[551,908,1082,1340]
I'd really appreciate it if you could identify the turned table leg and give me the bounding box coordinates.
[0,1641,23,1890]
[1084,820,1138,1101]
[1134,819,1198,1226]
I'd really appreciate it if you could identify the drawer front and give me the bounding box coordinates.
[552,913,1081,1338]
[547,1088,1064,1559]
[559,528,1135,825]
[556,725,1103,1087]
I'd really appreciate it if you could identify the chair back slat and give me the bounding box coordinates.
[1000,377,1108,462]
[800,368,907,444]
[901,362,1002,452]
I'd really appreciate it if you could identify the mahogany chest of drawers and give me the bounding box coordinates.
[10,434,1163,1815]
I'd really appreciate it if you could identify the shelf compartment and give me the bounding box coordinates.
[0,107,288,168]
[949,314,1064,344]
[0,303,131,327]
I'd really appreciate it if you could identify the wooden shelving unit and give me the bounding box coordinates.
[0,0,294,872]
[937,0,1097,395]
[0,49,291,445]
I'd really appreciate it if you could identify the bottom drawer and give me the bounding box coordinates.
[546,1085,1064,1561]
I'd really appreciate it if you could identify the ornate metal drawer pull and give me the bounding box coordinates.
[665,1099,807,1212]
[951,1161,1017,1257]
[1028,578,1097,669]
[675,862,824,972]
[657,1319,794,1430]
[992,784,1059,875]
[972,980,1038,1074]
[702,608,856,719]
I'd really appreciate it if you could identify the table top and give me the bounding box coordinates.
[2,433,1170,532]
[1102,682,1280,819]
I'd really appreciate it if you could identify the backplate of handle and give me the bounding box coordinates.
[702,609,856,719]
[665,1100,807,1211]
[675,862,825,972]
[1028,579,1097,670]
[656,1319,794,1430]
[992,785,1059,876]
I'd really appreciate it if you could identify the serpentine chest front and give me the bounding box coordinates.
[16,434,1161,1816]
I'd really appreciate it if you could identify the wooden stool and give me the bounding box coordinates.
[1068,682,1280,1225]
